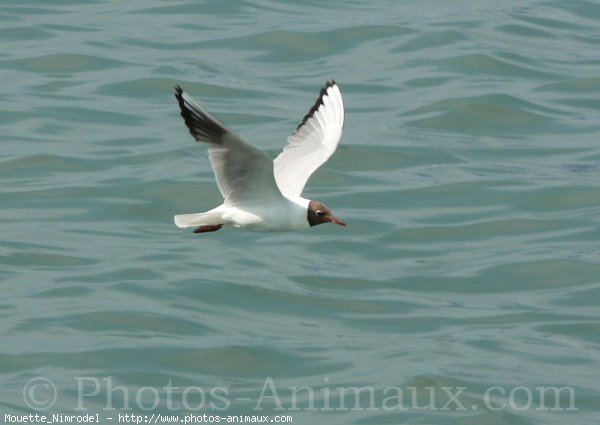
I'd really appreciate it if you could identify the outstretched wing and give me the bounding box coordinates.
[175,86,282,206]
[273,81,344,197]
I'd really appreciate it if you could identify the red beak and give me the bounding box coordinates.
[328,216,347,226]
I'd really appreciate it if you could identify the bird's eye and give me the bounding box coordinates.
[316,210,323,217]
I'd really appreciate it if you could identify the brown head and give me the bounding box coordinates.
[307,200,346,227]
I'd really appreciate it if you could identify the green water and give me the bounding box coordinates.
[1,1,599,424]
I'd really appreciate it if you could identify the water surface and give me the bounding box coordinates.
[1,1,600,424]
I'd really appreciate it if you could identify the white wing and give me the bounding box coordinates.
[175,86,282,206]
[273,81,344,197]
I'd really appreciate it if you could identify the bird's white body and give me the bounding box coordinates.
[173,81,345,233]
[174,196,310,232]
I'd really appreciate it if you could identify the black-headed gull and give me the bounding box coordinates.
[174,81,346,233]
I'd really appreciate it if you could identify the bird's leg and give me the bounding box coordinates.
[193,224,223,234]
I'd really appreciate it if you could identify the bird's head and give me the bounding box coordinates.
[307,200,346,227]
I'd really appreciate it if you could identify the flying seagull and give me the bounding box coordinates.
[174,81,346,233]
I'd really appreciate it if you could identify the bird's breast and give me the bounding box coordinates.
[227,198,309,232]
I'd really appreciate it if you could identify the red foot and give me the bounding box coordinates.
[193,224,223,233]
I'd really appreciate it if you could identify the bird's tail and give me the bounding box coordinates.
[174,210,224,229]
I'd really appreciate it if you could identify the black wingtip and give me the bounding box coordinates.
[174,85,187,125]
[174,85,183,100]
[174,85,227,144]
[295,80,338,131]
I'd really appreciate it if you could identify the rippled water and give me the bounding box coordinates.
[2,1,600,424]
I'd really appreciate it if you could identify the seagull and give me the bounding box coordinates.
[173,81,346,234]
